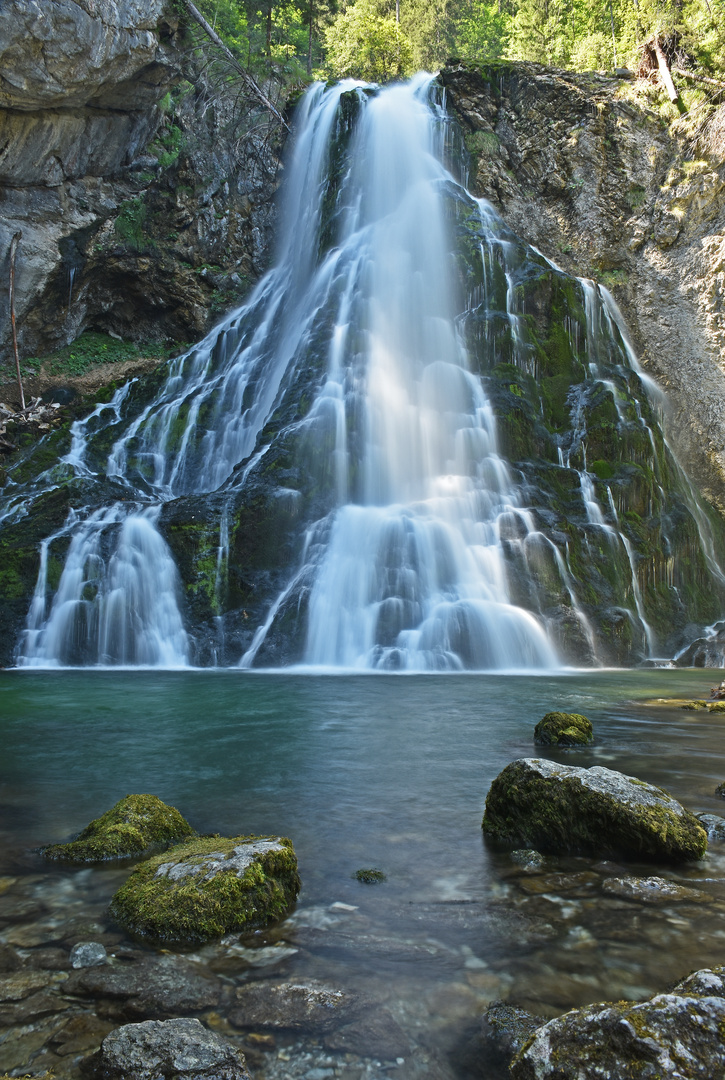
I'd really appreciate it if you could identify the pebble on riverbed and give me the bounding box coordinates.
[70,942,108,969]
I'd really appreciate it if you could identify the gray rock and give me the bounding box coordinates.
[229,980,361,1033]
[64,954,224,1020]
[697,813,725,841]
[88,1018,252,1080]
[71,941,109,968]
[483,759,707,862]
[601,875,712,903]
[479,1001,544,1074]
[323,1008,410,1059]
[511,967,725,1079]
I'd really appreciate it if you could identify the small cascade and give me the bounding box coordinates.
[19,506,188,667]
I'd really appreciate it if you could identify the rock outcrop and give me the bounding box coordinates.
[482,758,708,861]
[442,61,725,513]
[0,0,283,381]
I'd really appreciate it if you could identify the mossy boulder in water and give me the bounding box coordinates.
[510,967,725,1079]
[42,794,194,862]
[533,711,593,746]
[482,759,707,863]
[109,835,300,944]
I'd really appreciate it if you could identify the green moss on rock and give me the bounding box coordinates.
[534,711,593,746]
[109,834,301,944]
[482,758,707,863]
[42,794,194,863]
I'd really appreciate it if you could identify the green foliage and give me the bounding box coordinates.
[26,332,171,379]
[324,0,413,79]
[114,198,148,250]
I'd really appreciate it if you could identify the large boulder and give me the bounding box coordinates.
[511,968,725,1079]
[482,759,707,862]
[109,835,300,944]
[42,794,194,862]
[85,1018,252,1080]
[533,711,593,746]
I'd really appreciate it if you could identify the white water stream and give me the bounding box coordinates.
[13,75,723,669]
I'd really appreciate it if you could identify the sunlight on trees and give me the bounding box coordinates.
[324,0,413,79]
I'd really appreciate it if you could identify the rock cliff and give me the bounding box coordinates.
[441,61,725,510]
[0,0,283,373]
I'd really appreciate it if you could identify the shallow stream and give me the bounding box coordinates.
[2,669,725,1078]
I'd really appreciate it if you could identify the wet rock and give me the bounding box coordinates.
[716,782,725,798]
[42,793,194,862]
[0,968,62,1001]
[71,941,109,968]
[479,1001,544,1075]
[51,1012,117,1057]
[482,759,707,862]
[64,954,224,1021]
[510,850,546,870]
[511,966,725,1079]
[110,835,300,945]
[697,813,725,841]
[602,875,712,903]
[26,946,72,970]
[323,1008,410,1059]
[0,941,23,972]
[85,1017,252,1080]
[0,987,71,1025]
[533,712,593,746]
[229,980,361,1033]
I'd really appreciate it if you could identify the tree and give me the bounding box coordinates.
[324,0,414,80]
[454,0,511,61]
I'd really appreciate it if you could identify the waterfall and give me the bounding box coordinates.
[9,74,725,669]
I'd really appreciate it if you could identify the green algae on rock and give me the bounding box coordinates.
[41,794,194,863]
[510,967,725,1080]
[533,711,593,746]
[482,759,707,863]
[109,835,300,945]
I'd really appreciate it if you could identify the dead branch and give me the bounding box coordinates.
[183,0,290,132]
[9,231,25,411]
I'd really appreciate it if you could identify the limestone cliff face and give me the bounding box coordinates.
[0,0,282,370]
[441,62,725,510]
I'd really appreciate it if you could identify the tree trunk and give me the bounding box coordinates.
[609,0,618,67]
[653,34,679,102]
[9,231,26,412]
[184,1,289,129]
[266,2,272,56]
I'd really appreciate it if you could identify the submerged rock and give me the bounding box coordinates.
[510,967,725,1079]
[479,1001,545,1074]
[533,712,593,746]
[42,794,193,862]
[229,979,360,1033]
[482,759,707,862]
[601,875,712,903]
[85,1018,252,1080]
[109,835,300,944]
[70,942,108,969]
[697,813,725,841]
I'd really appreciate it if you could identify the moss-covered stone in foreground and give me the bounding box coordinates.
[109,835,301,944]
[42,794,194,862]
[533,711,593,746]
[482,759,707,863]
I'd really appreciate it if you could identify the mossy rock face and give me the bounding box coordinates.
[42,794,194,862]
[510,967,725,1080]
[482,759,707,863]
[109,835,301,945]
[534,711,593,746]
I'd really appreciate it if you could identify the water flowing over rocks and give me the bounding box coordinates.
[84,1018,252,1080]
[482,759,708,861]
[441,61,725,516]
[5,73,725,670]
[510,967,725,1079]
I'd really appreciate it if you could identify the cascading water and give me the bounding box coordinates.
[5,74,725,669]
